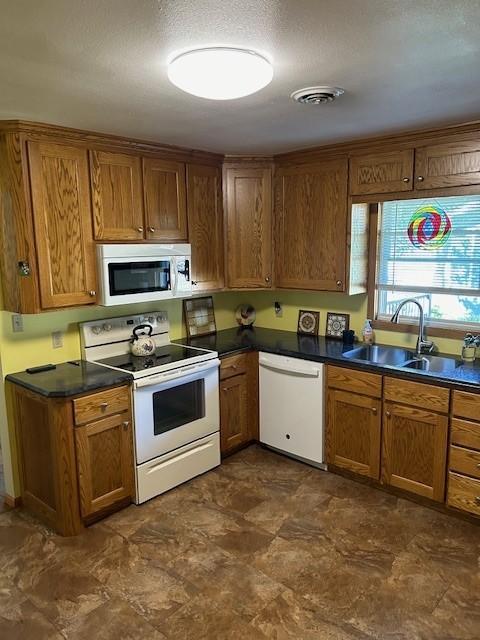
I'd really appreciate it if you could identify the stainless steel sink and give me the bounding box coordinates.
[342,345,416,366]
[401,355,462,373]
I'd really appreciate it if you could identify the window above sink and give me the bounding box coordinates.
[369,194,480,336]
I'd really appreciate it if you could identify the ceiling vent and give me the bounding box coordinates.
[290,86,344,105]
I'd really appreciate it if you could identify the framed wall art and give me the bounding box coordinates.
[325,312,350,339]
[297,310,320,335]
[183,296,217,338]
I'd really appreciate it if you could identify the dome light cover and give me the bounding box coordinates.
[167,47,273,100]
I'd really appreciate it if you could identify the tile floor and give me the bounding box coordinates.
[0,444,479,639]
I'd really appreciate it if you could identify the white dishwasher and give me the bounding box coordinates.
[259,352,325,467]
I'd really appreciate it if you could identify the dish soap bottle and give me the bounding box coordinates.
[362,319,374,344]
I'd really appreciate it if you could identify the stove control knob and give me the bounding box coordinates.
[91,325,102,335]
[157,314,165,323]
[147,316,155,324]
[103,323,112,332]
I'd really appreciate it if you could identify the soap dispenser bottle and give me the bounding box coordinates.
[362,319,374,345]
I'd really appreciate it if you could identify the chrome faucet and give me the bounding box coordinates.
[390,299,436,357]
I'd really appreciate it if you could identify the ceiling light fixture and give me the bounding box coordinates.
[167,47,273,100]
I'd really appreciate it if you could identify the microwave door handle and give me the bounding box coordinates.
[170,259,178,295]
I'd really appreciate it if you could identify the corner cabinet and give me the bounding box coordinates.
[224,164,273,288]
[8,381,135,535]
[28,141,97,308]
[187,163,224,291]
[274,158,349,292]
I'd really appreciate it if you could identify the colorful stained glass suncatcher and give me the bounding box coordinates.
[407,204,451,250]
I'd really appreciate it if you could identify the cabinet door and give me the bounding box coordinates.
[349,150,414,195]
[90,150,144,240]
[143,158,188,241]
[382,402,448,502]
[326,388,381,479]
[28,141,97,308]
[220,372,249,455]
[187,164,224,291]
[75,412,135,518]
[415,140,480,189]
[275,159,348,291]
[224,166,272,288]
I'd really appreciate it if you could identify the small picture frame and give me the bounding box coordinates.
[297,310,320,335]
[183,296,217,338]
[325,312,350,339]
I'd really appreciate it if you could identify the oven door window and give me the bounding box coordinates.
[152,379,206,435]
[108,261,171,296]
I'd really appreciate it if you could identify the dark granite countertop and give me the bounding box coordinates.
[6,360,133,398]
[181,327,480,392]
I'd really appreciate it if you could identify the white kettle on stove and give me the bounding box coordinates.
[130,324,156,357]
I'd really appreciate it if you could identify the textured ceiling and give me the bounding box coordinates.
[1,0,480,153]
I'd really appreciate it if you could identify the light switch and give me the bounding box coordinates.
[52,331,63,348]
[12,314,24,332]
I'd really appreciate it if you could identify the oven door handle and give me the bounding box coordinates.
[134,358,220,388]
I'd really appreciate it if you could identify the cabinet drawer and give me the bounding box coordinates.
[384,377,449,413]
[327,366,381,398]
[73,386,130,425]
[447,472,480,516]
[220,353,248,380]
[450,418,480,451]
[449,445,480,480]
[452,390,480,421]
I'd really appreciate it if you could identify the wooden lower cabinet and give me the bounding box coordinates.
[382,401,448,502]
[219,352,258,455]
[75,412,135,520]
[326,388,381,479]
[8,382,135,535]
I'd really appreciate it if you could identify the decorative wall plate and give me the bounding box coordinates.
[297,310,320,335]
[235,304,256,326]
[325,312,350,339]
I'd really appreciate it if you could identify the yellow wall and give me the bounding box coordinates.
[0,287,464,498]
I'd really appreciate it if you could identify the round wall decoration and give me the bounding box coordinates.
[407,204,451,251]
[297,310,320,335]
[235,304,256,326]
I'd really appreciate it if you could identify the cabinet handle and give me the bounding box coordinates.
[148,227,155,233]
[477,463,480,469]
[137,227,144,232]
[265,276,271,283]
[475,496,480,506]
[416,176,424,182]
[232,364,238,370]
[402,177,410,183]
[100,402,108,410]
[385,411,391,418]
[371,407,377,414]
[89,290,96,297]
[222,387,228,392]
[123,420,130,431]
[336,280,343,287]
[192,281,198,286]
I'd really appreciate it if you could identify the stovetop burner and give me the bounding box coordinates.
[96,344,204,373]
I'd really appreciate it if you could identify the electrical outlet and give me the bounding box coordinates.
[52,331,63,349]
[274,301,283,318]
[12,314,24,332]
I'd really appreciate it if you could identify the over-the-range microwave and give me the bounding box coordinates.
[97,244,192,306]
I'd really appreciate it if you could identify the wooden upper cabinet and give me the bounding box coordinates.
[143,158,188,242]
[90,150,144,241]
[187,163,224,291]
[224,165,272,288]
[349,149,414,195]
[27,141,97,309]
[275,158,348,291]
[382,400,448,502]
[414,139,480,189]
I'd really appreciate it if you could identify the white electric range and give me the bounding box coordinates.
[80,312,220,503]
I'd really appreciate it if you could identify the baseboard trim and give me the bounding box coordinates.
[3,494,22,508]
